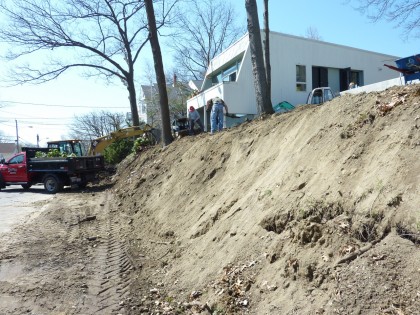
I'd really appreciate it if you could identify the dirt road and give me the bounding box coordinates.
[0,186,137,315]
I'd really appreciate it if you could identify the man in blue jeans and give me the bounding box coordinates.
[210,97,229,134]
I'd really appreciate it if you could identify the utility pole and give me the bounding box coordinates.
[15,119,19,152]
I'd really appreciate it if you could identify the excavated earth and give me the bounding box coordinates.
[0,84,419,315]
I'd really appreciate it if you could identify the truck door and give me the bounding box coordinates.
[5,154,28,182]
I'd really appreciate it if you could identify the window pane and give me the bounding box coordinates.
[296,65,306,82]
[296,83,306,91]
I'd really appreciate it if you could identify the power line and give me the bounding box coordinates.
[0,99,128,109]
[0,108,74,119]
[0,121,73,127]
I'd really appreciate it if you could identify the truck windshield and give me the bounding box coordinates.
[48,141,84,156]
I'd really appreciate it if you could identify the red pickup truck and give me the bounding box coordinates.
[0,147,104,194]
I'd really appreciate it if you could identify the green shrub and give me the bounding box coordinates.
[132,136,152,153]
[103,138,134,164]
[35,149,68,158]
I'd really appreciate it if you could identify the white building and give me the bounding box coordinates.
[187,31,400,129]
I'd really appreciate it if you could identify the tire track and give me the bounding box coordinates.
[81,191,134,315]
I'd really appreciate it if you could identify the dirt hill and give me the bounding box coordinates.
[110,84,419,314]
[0,84,419,315]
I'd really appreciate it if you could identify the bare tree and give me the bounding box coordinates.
[69,111,126,140]
[168,81,190,119]
[145,0,173,146]
[0,0,179,127]
[305,26,323,40]
[245,0,273,115]
[263,0,271,102]
[350,0,420,38]
[170,0,244,80]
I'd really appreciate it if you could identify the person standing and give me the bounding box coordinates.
[187,106,204,135]
[210,97,228,134]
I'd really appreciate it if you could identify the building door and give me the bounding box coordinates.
[340,68,351,91]
[312,67,328,89]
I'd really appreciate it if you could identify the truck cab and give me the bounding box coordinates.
[0,152,30,188]
[47,140,84,157]
[306,87,336,105]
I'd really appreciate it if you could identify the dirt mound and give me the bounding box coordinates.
[0,84,418,315]
[110,84,420,314]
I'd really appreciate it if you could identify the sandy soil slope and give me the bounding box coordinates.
[0,84,419,315]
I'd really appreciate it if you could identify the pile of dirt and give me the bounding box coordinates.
[110,84,419,314]
[0,84,418,315]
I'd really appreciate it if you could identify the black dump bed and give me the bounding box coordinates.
[23,147,105,174]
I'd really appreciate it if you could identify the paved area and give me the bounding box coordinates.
[0,185,54,234]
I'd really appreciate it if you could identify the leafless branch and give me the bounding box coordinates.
[169,0,245,80]
[350,0,420,38]
[0,0,180,126]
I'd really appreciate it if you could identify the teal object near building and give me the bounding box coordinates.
[273,101,295,113]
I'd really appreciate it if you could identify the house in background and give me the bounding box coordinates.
[187,31,399,130]
[138,75,192,128]
[0,143,17,161]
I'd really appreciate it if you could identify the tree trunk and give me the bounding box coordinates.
[126,73,140,127]
[263,0,271,102]
[245,0,273,115]
[144,0,173,146]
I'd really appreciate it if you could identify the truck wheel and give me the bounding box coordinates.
[77,182,87,189]
[21,184,32,190]
[43,175,63,194]
[0,174,4,190]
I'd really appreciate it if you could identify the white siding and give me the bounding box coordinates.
[188,31,400,116]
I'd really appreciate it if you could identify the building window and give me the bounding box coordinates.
[211,55,243,84]
[296,65,306,91]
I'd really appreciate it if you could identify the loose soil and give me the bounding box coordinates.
[0,84,419,315]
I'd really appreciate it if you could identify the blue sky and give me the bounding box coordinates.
[0,0,418,146]
[244,0,417,57]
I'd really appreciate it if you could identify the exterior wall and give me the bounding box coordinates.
[188,34,257,115]
[269,32,399,105]
[187,31,400,117]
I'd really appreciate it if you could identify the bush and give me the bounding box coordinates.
[35,149,73,158]
[103,138,134,164]
[132,136,152,153]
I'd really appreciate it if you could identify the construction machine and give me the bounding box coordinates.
[47,125,157,157]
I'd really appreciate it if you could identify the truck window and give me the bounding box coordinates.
[325,89,333,101]
[9,154,25,164]
[73,143,84,156]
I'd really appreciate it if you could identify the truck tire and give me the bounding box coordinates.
[21,184,32,190]
[77,182,87,189]
[0,173,5,190]
[43,175,63,194]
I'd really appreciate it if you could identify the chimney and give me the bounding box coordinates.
[173,73,177,87]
